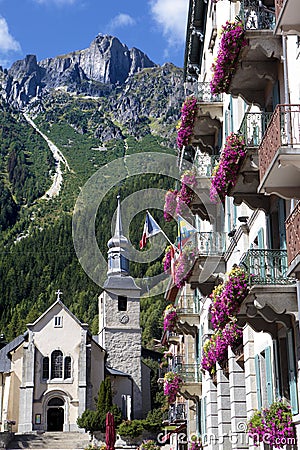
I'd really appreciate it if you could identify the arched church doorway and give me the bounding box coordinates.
[47,397,64,431]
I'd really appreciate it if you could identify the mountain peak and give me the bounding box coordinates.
[2,35,156,107]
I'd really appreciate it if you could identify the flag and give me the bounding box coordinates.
[177,215,197,252]
[139,211,162,249]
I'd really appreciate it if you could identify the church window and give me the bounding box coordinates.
[42,356,49,379]
[118,296,127,311]
[64,356,72,379]
[54,316,63,327]
[51,350,63,378]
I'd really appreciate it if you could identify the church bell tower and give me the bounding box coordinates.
[98,196,142,418]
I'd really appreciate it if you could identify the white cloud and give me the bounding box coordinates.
[149,0,189,45]
[108,13,136,31]
[0,16,21,53]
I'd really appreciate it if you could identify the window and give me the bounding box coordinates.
[64,356,71,379]
[42,356,49,379]
[54,316,63,327]
[51,350,63,378]
[118,296,127,311]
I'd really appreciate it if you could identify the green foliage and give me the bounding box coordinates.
[139,440,160,450]
[117,420,145,438]
[77,377,122,435]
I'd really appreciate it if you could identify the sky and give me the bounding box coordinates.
[0,0,189,69]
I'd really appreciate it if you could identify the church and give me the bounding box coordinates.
[0,197,151,432]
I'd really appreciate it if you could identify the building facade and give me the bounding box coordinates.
[162,1,300,449]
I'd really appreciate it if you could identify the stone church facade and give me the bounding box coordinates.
[0,197,151,432]
[0,300,106,433]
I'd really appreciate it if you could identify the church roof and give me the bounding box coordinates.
[27,299,89,329]
[106,366,131,377]
[0,333,27,373]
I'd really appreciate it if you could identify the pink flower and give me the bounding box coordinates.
[210,133,246,203]
[177,97,198,149]
[210,19,248,95]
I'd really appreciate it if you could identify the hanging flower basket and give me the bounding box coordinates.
[209,266,249,328]
[174,246,196,288]
[177,97,198,150]
[163,305,178,332]
[163,170,198,223]
[164,190,178,222]
[163,246,172,273]
[163,372,182,404]
[247,401,295,448]
[201,322,243,375]
[210,19,248,95]
[210,132,246,203]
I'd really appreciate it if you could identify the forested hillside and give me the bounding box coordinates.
[0,61,183,343]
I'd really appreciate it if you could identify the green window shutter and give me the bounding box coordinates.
[257,228,265,249]
[203,396,207,437]
[265,346,274,406]
[273,340,281,399]
[287,329,299,415]
[255,354,262,410]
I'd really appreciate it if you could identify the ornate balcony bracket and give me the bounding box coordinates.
[191,109,222,150]
[176,321,198,337]
[180,384,202,402]
[237,284,297,335]
[258,148,300,199]
[177,312,200,328]
[232,192,271,213]
[228,32,282,107]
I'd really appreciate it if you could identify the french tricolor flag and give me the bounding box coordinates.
[139,211,162,249]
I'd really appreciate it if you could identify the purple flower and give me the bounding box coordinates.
[210,19,248,95]
[210,133,246,203]
[177,97,198,149]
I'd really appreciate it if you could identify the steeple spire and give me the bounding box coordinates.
[107,196,129,276]
[114,195,124,243]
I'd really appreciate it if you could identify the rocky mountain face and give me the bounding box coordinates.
[1,34,156,107]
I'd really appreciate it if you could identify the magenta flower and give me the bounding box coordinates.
[163,372,182,404]
[210,19,248,95]
[247,401,295,448]
[163,305,178,332]
[177,97,198,150]
[210,132,246,203]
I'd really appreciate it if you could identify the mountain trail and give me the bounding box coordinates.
[23,113,71,199]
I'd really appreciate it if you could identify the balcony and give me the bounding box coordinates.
[258,105,300,198]
[240,249,294,285]
[164,403,186,424]
[237,249,297,334]
[187,151,220,220]
[228,0,282,107]
[188,232,226,294]
[173,362,202,400]
[286,202,300,275]
[275,0,300,34]
[228,111,272,211]
[167,331,181,345]
[177,294,200,329]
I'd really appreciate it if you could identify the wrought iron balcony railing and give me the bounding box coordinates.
[238,112,273,147]
[286,201,300,267]
[240,249,294,285]
[173,363,202,383]
[194,151,219,177]
[239,0,276,30]
[168,403,186,422]
[259,104,300,181]
[197,232,226,256]
[176,293,203,315]
[194,82,222,103]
